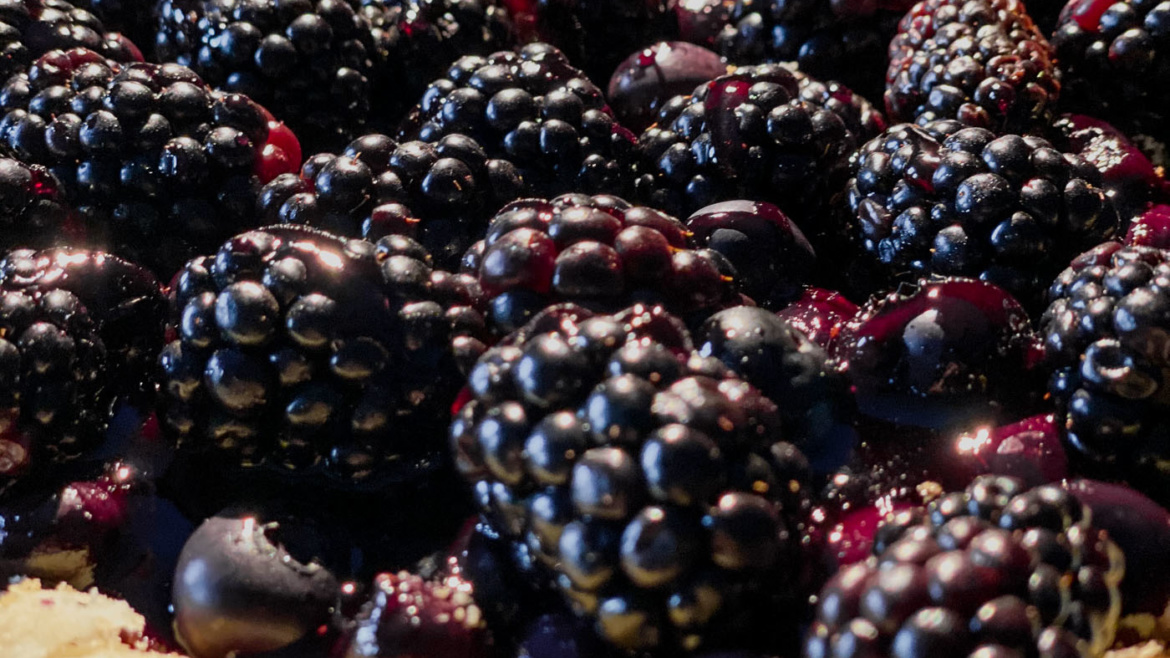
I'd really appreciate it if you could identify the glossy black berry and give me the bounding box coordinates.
[451,303,813,653]
[0,0,138,83]
[846,120,1118,308]
[805,476,1124,658]
[0,156,74,250]
[158,225,486,484]
[885,0,1060,133]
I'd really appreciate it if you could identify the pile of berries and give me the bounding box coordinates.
[1,0,1170,657]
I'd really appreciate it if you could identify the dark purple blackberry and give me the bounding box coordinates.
[632,64,885,240]
[0,0,140,83]
[154,0,512,153]
[715,0,910,102]
[846,120,1119,308]
[1040,241,1170,507]
[0,47,299,276]
[398,43,636,199]
[257,132,528,268]
[69,0,155,49]
[157,224,487,484]
[805,475,1124,658]
[606,41,729,134]
[504,0,679,85]
[885,0,1060,133]
[459,193,744,335]
[450,303,814,653]
[0,247,166,498]
[0,155,76,249]
[1051,0,1170,146]
[834,277,1045,431]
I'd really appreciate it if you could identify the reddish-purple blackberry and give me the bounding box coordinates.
[834,277,1045,431]
[715,0,910,102]
[1041,241,1170,507]
[459,193,744,334]
[885,0,1060,133]
[0,247,166,499]
[606,41,729,134]
[450,303,814,653]
[846,120,1119,308]
[504,0,679,85]
[1051,0,1170,146]
[632,64,885,240]
[0,47,300,276]
[805,475,1124,658]
[257,132,528,268]
[398,43,636,199]
[0,0,140,83]
[157,224,487,484]
[0,155,76,249]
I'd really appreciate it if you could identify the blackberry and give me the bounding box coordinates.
[157,224,487,484]
[459,193,743,335]
[449,303,814,653]
[504,0,679,84]
[154,0,512,153]
[0,155,75,249]
[0,0,140,83]
[69,0,155,49]
[0,247,166,498]
[1051,0,1170,146]
[1041,241,1170,506]
[398,43,636,199]
[885,0,1060,133]
[0,47,300,276]
[715,0,909,102]
[804,475,1124,658]
[846,120,1118,308]
[834,277,1045,431]
[257,132,528,268]
[632,64,885,240]
[606,41,729,134]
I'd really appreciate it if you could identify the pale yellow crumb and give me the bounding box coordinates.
[0,579,183,658]
[1106,641,1170,658]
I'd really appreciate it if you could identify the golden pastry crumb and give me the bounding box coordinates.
[1107,642,1170,658]
[0,579,183,658]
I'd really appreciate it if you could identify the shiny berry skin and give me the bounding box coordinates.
[461,194,743,335]
[0,48,299,276]
[805,476,1125,658]
[697,305,856,475]
[1041,241,1170,507]
[606,41,728,133]
[847,120,1117,309]
[172,511,341,657]
[633,64,885,237]
[158,225,486,484]
[341,570,491,658]
[834,278,1045,431]
[716,0,909,101]
[155,0,513,153]
[0,157,75,251]
[258,132,527,268]
[451,304,814,653]
[1052,0,1170,145]
[1125,203,1170,248]
[774,287,859,350]
[685,200,815,309]
[885,0,1059,133]
[944,413,1068,488]
[400,43,635,199]
[0,0,137,82]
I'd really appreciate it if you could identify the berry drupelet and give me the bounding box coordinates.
[399,43,636,199]
[69,0,155,50]
[0,47,300,277]
[257,131,528,268]
[632,64,885,238]
[1041,241,1170,507]
[450,303,815,653]
[157,224,487,484]
[805,475,1124,658]
[0,0,140,83]
[0,156,75,249]
[715,0,909,102]
[459,193,743,335]
[885,0,1060,133]
[1052,0,1170,146]
[0,247,166,499]
[606,41,728,134]
[846,120,1118,308]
